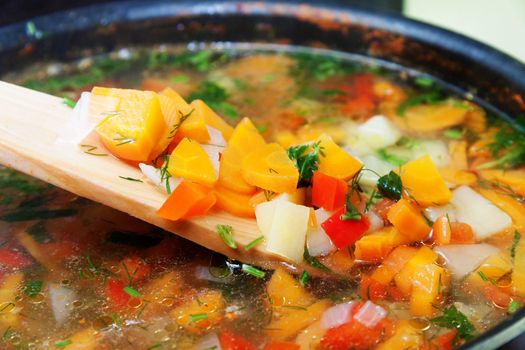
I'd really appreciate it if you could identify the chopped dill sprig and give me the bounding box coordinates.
[217,224,237,249]
[80,144,108,156]
[113,133,135,146]
[245,235,265,251]
[169,109,194,138]
[118,176,143,182]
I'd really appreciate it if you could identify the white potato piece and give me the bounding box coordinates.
[434,244,499,279]
[357,115,402,150]
[255,200,310,263]
[451,186,512,240]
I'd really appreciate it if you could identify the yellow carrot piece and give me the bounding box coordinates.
[375,320,423,350]
[479,188,525,231]
[387,199,431,242]
[316,134,362,180]
[168,138,217,187]
[395,246,438,296]
[410,264,447,317]
[171,290,225,333]
[400,155,451,206]
[0,273,23,327]
[191,99,234,141]
[479,169,525,197]
[267,268,314,308]
[354,226,410,263]
[512,238,525,297]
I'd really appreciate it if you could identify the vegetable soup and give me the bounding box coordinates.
[1,45,524,349]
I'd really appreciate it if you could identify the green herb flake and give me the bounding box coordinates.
[287,141,325,186]
[377,171,403,200]
[431,305,476,341]
[256,124,268,133]
[397,90,444,116]
[123,286,141,298]
[508,300,520,314]
[55,339,72,348]
[478,271,497,286]
[510,231,521,262]
[217,224,237,249]
[304,247,332,273]
[299,271,309,287]
[245,235,265,251]
[444,129,463,139]
[376,149,407,167]
[62,97,76,108]
[189,313,209,322]
[171,74,190,84]
[242,264,265,279]
[80,144,108,157]
[118,176,143,182]
[481,117,525,169]
[24,280,43,297]
[414,76,434,88]
[340,189,361,221]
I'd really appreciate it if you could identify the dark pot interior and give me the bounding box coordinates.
[0,1,524,348]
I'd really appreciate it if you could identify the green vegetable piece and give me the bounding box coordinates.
[62,97,76,108]
[189,313,209,322]
[24,280,43,297]
[287,141,325,186]
[55,339,72,348]
[123,286,141,298]
[377,171,402,200]
[431,305,476,341]
[241,264,265,278]
[217,224,237,249]
[299,271,309,287]
[245,235,265,251]
[508,300,520,314]
[303,247,332,273]
[444,129,463,139]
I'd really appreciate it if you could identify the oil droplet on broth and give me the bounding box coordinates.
[409,317,431,331]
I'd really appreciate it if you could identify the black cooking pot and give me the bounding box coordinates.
[0,1,524,349]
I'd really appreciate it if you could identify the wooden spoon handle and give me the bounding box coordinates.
[0,81,313,274]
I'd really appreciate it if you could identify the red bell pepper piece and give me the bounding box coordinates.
[119,256,151,284]
[321,208,369,249]
[105,279,130,310]
[311,171,348,211]
[0,248,32,269]
[219,331,255,350]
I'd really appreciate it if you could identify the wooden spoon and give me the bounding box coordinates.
[0,81,316,274]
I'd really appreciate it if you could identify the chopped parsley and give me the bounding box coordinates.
[241,264,265,279]
[510,231,521,262]
[171,74,190,84]
[55,339,72,348]
[481,117,525,169]
[340,189,361,221]
[299,271,309,287]
[377,171,402,200]
[190,313,208,323]
[444,129,463,139]
[304,247,332,273]
[287,141,325,186]
[431,305,476,341]
[217,224,237,249]
[290,53,358,81]
[478,271,498,286]
[188,81,238,119]
[397,90,444,116]
[245,235,265,251]
[123,286,141,298]
[24,280,43,297]
[508,300,520,314]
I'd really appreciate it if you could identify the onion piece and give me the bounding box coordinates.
[48,283,76,325]
[365,211,384,234]
[321,301,358,329]
[201,144,223,177]
[307,209,336,257]
[193,333,222,350]
[207,126,227,147]
[353,300,387,328]
[424,204,457,223]
[434,243,499,279]
[138,163,181,194]
[55,92,92,145]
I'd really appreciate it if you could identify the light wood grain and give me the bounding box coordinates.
[0,81,312,274]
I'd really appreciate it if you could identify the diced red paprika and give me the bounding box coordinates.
[312,171,348,211]
[423,330,456,350]
[0,248,32,269]
[320,208,369,249]
[156,181,216,221]
[119,256,151,284]
[219,331,255,350]
[105,279,131,310]
[264,342,300,350]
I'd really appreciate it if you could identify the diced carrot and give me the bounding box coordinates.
[382,246,418,277]
[267,268,314,308]
[214,184,255,218]
[374,198,396,221]
[218,118,266,194]
[387,199,431,241]
[354,227,410,263]
[479,188,525,231]
[394,246,438,296]
[220,331,255,350]
[264,342,300,350]
[448,140,468,170]
[190,99,234,141]
[482,283,512,308]
[316,134,362,180]
[439,168,477,186]
[400,155,451,206]
[311,171,348,211]
[449,222,475,244]
[118,256,150,284]
[171,290,225,333]
[372,79,406,103]
[359,275,388,302]
[478,169,525,197]
[432,215,451,245]
[93,87,167,161]
[410,264,448,316]
[168,138,217,186]
[391,103,467,133]
[156,181,216,221]
[242,143,299,194]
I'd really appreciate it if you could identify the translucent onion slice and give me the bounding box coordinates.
[353,300,387,328]
[434,243,499,279]
[320,301,358,329]
[307,209,336,257]
[138,163,181,194]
